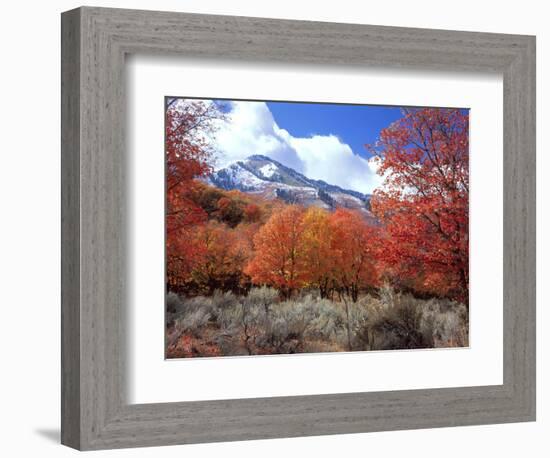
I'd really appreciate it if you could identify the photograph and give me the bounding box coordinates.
[165,97,470,358]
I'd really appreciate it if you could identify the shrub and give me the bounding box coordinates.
[167,286,469,357]
[209,290,240,321]
[218,297,264,355]
[212,290,240,309]
[370,303,430,350]
[257,295,346,353]
[302,297,345,341]
[363,290,434,350]
[167,291,237,339]
[166,291,184,324]
[421,299,469,347]
[166,295,215,353]
[166,291,183,312]
[347,297,373,350]
[356,287,468,351]
[174,308,211,337]
[245,286,279,314]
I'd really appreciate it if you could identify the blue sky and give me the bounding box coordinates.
[266,102,403,160]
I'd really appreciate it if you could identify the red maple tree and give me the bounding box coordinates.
[370,108,469,302]
[165,99,224,288]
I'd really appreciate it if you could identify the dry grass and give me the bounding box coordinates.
[166,287,468,358]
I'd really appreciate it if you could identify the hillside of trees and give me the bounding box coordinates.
[165,99,469,358]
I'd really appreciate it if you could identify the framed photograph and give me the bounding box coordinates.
[61,6,536,450]
[163,97,471,359]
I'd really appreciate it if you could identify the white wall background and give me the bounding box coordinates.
[0,0,546,456]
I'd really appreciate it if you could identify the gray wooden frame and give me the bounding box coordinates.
[61,6,536,451]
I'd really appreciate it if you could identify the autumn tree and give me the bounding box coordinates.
[216,196,245,228]
[244,206,306,299]
[165,99,224,288]
[190,221,251,294]
[369,108,469,302]
[301,207,335,298]
[191,184,225,217]
[243,203,262,223]
[328,209,377,350]
[329,209,379,302]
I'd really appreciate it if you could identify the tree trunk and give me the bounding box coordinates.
[342,295,353,351]
[459,267,469,307]
[351,284,359,303]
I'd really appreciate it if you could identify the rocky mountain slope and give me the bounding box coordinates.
[208,155,372,217]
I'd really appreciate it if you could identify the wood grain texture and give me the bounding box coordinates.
[61,6,536,450]
[60,8,81,449]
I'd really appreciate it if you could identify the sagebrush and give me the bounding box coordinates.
[166,287,468,357]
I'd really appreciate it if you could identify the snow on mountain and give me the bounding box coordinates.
[208,155,373,218]
[212,162,265,190]
[258,162,278,178]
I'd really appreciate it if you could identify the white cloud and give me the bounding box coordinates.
[211,101,382,194]
[213,101,303,173]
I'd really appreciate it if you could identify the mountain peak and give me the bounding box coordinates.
[246,154,274,162]
[208,155,372,217]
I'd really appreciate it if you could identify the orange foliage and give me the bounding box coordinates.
[243,203,262,223]
[301,207,335,298]
[244,205,378,301]
[330,209,380,302]
[244,205,307,298]
[191,221,252,294]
